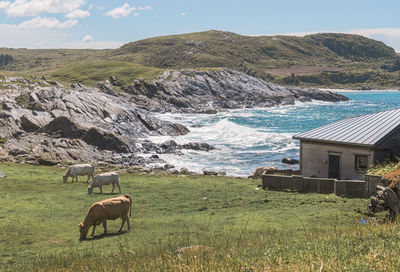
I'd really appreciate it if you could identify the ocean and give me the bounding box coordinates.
[149,91,400,176]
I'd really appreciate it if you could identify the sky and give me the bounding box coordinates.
[0,0,400,51]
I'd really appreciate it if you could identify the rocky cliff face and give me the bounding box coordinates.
[125,69,348,113]
[0,69,348,167]
[0,80,190,166]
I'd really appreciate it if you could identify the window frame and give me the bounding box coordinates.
[355,154,369,171]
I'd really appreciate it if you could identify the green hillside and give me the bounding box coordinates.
[112,30,400,88]
[114,30,396,69]
[1,30,400,88]
[50,60,163,88]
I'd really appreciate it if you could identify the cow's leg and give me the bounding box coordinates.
[118,218,126,232]
[99,185,103,194]
[103,220,107,235]
[111,183,115,194]
[85,175,90,183]
[76,176,79,183]
[91,225,96,236]
[117,182,121,193]
[126,215,130,230]
[71,176,74,183]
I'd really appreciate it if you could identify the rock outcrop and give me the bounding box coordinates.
[0,80,190,166]
[126,69,349,113]
[0,70,349,168]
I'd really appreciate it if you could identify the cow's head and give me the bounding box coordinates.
[79,222,87,241]
[62,175,68,183]
[88,186,94,195]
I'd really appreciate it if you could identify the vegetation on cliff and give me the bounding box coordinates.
[0,30,399,88]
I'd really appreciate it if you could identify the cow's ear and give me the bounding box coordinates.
[79,223,83,228]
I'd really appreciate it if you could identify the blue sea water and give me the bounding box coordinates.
[150,91,400,176]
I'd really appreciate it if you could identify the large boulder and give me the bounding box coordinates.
[83,127,130,153]
[38,116,84,138]
[282,157,300,165]
[250,166,278,179]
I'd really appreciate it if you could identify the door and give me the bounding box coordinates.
[329,155,340,179]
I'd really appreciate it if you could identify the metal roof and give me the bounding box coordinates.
[293,107,400,147]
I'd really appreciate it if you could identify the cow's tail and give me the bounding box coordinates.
[124,194,132,217]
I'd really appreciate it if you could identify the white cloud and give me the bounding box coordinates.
[4,0,85,17]
[82,34,93,43]
[138,5,151,10]
[0,1,10,9]
[65,9,90,19]
[180,12,186,16]
[0,22,123,49]
[133,12,139,16]
[105,3,135,19]
[18,16,78,29]
[0,23,66,48]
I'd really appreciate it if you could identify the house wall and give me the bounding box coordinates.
[374,128,400,162]
[300,140,373,180]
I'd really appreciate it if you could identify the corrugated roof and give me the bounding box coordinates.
[293,107,400,147]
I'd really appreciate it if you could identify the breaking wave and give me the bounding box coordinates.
[150,92,399,176]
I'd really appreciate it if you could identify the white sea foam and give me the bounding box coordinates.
[149,96,386,176]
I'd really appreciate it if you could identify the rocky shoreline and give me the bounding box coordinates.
[126,69,348,113]
[0,69,348,172]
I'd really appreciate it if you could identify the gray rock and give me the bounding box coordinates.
[9,148,28,156]
[203,170,218,176]
[0,69,348,170]
[0,81,190,166]
[126,69,349,113]
[282,157,300,165]
[181,142,215,151]
[164,164,175,170]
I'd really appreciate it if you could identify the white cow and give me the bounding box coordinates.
[63,164,95,183]
[88,172,121,195]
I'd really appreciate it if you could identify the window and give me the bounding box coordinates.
[355,155,369,170]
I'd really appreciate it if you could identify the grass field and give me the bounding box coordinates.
[0,163,399,271]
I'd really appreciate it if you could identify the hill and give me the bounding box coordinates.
[111,30,400,88]
[114,30,396,69]
[1,30,400,88]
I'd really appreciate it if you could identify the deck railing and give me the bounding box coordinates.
[262,174,387,198]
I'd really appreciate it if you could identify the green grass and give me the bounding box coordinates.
[49,60,164,88]
[1,162,399,271]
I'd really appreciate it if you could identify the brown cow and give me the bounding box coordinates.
[79,194,132,241]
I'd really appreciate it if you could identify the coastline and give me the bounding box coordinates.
[321,88,400,93]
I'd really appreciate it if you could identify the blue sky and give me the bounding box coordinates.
[0,0,400,51]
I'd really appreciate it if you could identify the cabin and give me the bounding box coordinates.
[293,108,400,180]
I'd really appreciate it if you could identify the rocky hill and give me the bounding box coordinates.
[1,30,399,89]
[0,70,347,167]
[110,31,400,88]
